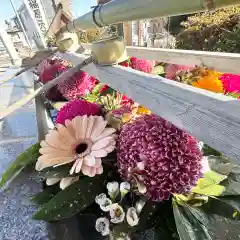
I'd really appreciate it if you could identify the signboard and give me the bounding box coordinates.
[26,0,48,35]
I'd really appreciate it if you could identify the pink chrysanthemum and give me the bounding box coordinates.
[58,71,98,100]
[39,62,68,84]
[117,114,203,202]
[165,64,194,80]
[220,73,240,93]
[56,99,101,125]
[130,57,154,73]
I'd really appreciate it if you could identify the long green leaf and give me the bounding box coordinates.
[222,164,240,195]
[202,144,222,157]
[36,164,82,179]
[31,185,60,205]
[33,175,105,221]
[207,156,232,176]
[0,142,40,188]
[202,196,240,221]
[173,201,212,240]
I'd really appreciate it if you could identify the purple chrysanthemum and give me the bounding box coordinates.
[117,114,203,202]
[56,99,101,125]
[58,71,98,100]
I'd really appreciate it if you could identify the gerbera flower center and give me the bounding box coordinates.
[76,143,88,154]
[74,139,93,158]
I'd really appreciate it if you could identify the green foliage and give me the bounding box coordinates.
[202,144,222,156]
[31,185,60,205]
[173,202,212,240]
[33,175,106,221]
[191,171,227,196]
[0,143,40,188]
[202,196,240,221]
[151,65,165,76]
[36,164,81,179]
[176,7,240,53]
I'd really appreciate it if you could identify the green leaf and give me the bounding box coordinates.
[173,201,212,240]
[154,204,179,240]
[33,175,105,221]
[136,200,166,231]
[91,83,106,94]
[208,156,232,176]
[151,65,165,75]
[0,143,40,188]
[192,185,225,196]
[221,164,240,195]
[83,93,100,103]
[226,91,240,99]
[154,224,179,240]
[191,171,226,196]
[36,164,81,179]
[202,196,240,221]
[202,144,222,156]
[31,185,60,205]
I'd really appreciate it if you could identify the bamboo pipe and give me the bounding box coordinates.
[59,0,240,34]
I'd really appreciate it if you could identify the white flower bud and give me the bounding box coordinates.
[135,198,147,214]
[107,182,119,200]
[126,207,139,227]
[120,182,131,198]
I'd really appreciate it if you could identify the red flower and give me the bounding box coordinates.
[119,61,130,67]
[121,94,133,105]
[99,84,109,94]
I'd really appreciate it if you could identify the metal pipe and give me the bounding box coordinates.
[59,0,240,33]
[9,0,32,50]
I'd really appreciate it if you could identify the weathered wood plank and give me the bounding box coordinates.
[58,52,240,164]
[81,43,240,74]
[126,47,240,74]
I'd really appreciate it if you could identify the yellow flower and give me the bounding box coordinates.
[191,70,223,93]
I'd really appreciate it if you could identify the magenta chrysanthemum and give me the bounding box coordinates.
[56,99,101,125]
[58,71,98,100]
[117,114,203,201]
[130,57,154,73]
[220,73,240,93]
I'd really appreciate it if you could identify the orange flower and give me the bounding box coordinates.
[191,70,223,93]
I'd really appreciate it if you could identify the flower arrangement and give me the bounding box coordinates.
[1,56,240,240]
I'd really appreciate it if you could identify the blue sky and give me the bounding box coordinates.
[0,0,96,28]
